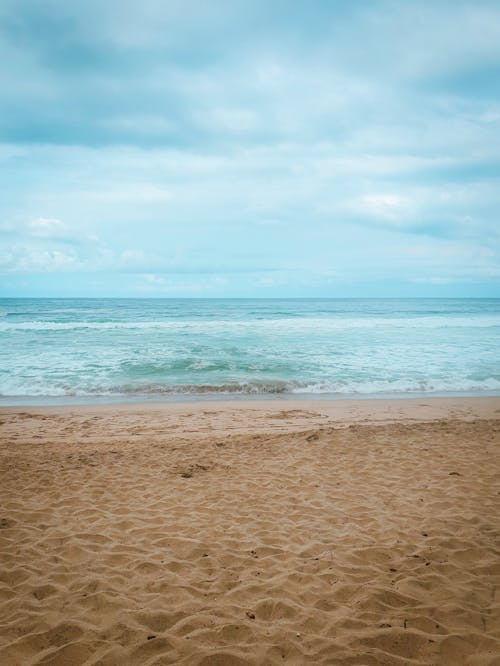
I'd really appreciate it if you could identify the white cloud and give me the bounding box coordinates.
[358,194,411,220]
[197,107,260,134]
[81,184,172,203]
[1,246,82,272]
[100,114,175,135]
[412,276,454,285]
[137,273,225,293]
[141,273,166,285]
[28,217,68,237]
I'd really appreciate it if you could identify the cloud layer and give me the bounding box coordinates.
[1,0,499,296]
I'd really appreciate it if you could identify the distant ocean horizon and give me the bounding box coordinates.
[1,297,499,405]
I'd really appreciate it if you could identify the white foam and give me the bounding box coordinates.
[1,376,500,398]
[1,315,500,332]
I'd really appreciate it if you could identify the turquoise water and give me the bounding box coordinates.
[1,298,499,404]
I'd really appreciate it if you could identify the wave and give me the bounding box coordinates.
[2,315,500,332]
[2,377,500,398]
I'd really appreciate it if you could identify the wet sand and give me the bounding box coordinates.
[1,397,500,665]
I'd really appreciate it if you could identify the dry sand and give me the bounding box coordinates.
[1,397,500,665]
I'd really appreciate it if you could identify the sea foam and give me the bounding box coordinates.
[1,297,499,403]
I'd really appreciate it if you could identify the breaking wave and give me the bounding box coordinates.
[2,378,500,399]
[2,315,500,332]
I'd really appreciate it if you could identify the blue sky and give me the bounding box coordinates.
[1,0,499,297]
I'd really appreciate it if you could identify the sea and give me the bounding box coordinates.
[0,298,499,405]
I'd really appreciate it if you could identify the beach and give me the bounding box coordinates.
[1,397,500,665]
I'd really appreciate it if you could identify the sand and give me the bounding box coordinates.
[1,397,500,665]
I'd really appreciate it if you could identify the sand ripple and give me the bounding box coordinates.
[1,405,500,664]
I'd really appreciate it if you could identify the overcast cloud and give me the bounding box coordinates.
[1,0,499,296]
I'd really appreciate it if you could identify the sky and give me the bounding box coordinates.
[1,0,500,298]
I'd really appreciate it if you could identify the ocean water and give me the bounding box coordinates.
[0,298,499,405]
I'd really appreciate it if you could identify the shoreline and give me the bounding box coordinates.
[2,395,499,428]
[2,389,500,409]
